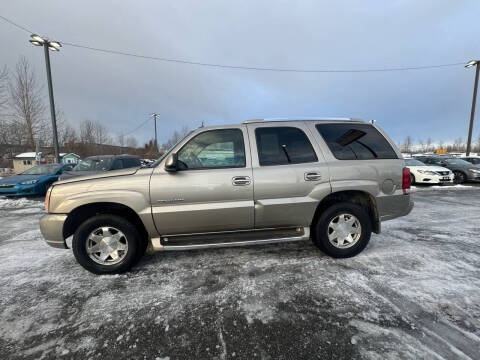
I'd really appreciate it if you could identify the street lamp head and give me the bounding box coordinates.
[49,41,62,49]
[465,60,478,68]
[48,46,59,51]
[30,34,45,43]
[29,40,43,46]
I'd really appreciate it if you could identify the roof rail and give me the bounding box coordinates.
[242,117,364,124]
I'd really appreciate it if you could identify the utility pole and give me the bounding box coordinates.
[465,60,479,156]
[150,113,160,152]
[29,34,62,163]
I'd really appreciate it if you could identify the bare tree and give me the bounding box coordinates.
[126,136,137,148]
[0,66,8,111]
[8,57,46,149]
[426,138,432,152]
[117,133,125,147]
[162,125,190,150]
[403,136,412,153]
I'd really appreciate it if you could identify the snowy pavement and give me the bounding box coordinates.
[1,188,480,359]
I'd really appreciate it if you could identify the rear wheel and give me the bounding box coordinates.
[72,214,145,274]
[313,202,371,258]
[453,171,466,184]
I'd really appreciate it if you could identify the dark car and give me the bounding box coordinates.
[415,156,480,184]
[462,157,480,165]
[59,154,141,180]
[0,163,74,197]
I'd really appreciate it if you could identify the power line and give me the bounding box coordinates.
[121,116,152,136]
[0,14,468,73]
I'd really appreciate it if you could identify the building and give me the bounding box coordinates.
[13,152,39,173]
[61,153,80,164]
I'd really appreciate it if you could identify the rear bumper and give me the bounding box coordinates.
[378,193,414,222]
[40,214,68,249]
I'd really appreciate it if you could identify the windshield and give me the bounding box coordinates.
[444,158,471,166]
[73,158,113,171]
[21,164,59,175]
[405,159,425,166]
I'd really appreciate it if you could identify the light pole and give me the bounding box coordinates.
[465,60,479,156]
[29,34,61,163]
[150,113,160,152]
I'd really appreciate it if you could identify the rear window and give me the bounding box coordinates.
[316,123,398,160]
[255,127,318,166]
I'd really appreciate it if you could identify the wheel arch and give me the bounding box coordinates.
[310,190,380,237]
[63,202,149,243]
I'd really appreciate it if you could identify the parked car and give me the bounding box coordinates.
[404,158,453,185]
[59,154,141,180]
[415,156,480,183]
[0,163,74,197]
[40,118,413,274]
[462,157,480,166]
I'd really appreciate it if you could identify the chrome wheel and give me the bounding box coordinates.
[327,213,362,249]
[86,226,128,265]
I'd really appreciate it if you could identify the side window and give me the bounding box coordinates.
[112,159,124,170]
[255,127,318,166]
[177,129,246,170]
[316,123,398,160]
[123,158,141,168]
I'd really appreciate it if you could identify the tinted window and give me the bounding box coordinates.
[255,127,318,166]
[177,129,245,170]
[316,123,397,160]
[112,159,124,170]
[123,157,141,168]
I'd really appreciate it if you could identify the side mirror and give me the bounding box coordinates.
[164,153,178,172]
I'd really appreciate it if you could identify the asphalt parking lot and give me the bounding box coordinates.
[1,186,479,359]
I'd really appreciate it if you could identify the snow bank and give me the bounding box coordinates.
[411,184,476,192]
[0,197,44,210]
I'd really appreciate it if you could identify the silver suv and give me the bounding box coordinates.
[40,118,413,274]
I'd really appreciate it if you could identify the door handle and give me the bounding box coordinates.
[232,176,251,186]
[304,172,322,181]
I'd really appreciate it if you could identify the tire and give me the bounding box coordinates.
[313,202,372,258]
[453,171,466,184]
[410,173,416,185]
[72,214,145,274]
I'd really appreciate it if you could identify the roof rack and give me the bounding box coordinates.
[242,117,364,124]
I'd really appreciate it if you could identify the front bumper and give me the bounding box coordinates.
[0,183,43,196]
[416,174,454,184]
[40,214,68,249]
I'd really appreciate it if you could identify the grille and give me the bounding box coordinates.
[437,171,450,176]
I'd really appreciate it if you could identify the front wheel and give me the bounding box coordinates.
[410,173,416,185]
[313,202,372,258]
[72,214,145,274]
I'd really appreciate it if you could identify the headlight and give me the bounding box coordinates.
[19,179,40,185]
[417,170,437,175]
[469,168,480,174]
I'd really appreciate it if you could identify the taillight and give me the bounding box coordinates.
[402,167,411,195]
[45,186,52,212]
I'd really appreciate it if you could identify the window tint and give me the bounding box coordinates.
[177,129,245,170]
[112,159,124,170]
[255,127,318,166]
[123,157,141,168]
[316,123,397,160]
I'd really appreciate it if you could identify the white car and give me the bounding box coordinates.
[405,158,454,185]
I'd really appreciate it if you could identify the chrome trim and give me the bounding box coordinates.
[243,117,364,123]
[153,228,310,251]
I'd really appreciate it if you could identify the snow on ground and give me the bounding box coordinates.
[0,187,480,359]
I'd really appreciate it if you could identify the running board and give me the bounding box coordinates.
[149,227,310,252]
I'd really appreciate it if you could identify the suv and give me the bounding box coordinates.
[40,119,413,274]
[59,154,141,180]
[415,155,480,184]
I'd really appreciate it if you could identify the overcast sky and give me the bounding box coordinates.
[1,0,479,146]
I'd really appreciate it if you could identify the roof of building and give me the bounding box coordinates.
[15,152,40,159]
